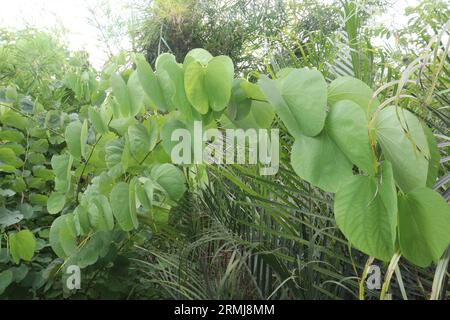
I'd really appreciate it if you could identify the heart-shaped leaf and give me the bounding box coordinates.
[334,161,397,261]
[398,187,450,267]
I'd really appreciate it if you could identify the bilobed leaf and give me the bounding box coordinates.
[134,53,167,111]
[49,216,67,258]
[229,100,275,130]
[327,100,375,175]
[105,138,124,170]
[156,53,192,115]
[93,195,114,231]
[161,118,189,156]
[127,123,151,163]
[183,48,213,67]
[88,106,109,134]
[328,76,379,113]
[291,130,353,193]
[110,182,138,231]
[65,121,82,160]
[74,205,91,235]
[136,178,154,210]
[205,56,234,111]
[58,216,78,256]
[259,75,303,138]
[398,187,450,267]
[281,68,327,137]
[127,70,145,117]
[374,106,429,193]
[150,163,186,201]
[9,229,36,264]
[47,192,66,215]
[51,154,73,193]
[156,68,176,111]
[334,161,397,261]
[87,202,103,231]
[227,79,251,121]
[184,61,208,114]
[110,73,132,117]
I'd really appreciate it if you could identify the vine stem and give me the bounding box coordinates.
[380,251,402,300]
[359,256,374,300]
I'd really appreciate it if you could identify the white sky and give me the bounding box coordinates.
[0,0,419,69]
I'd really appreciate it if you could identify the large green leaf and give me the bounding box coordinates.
[133,53,167,111]
[328,76,379,114]
[280,68,327,137]
[74,205,91,235]
[205,56,234,111]
[65,121,82,160]
[88,106,110,134]
[51,154,73,193]
[259,75,302,138]
[398,187,450,267]
[183,48,213,67]
[156,53,192,115]
[334,161,397,261]
[110,182,138,231]
[227,79,252,121]
[94,195,114,231]
[47,192,66,215]
[127,70,145,117]
[58,216,78,256]
[49,216,67,258]
[127,123,151,163]
[184,61,208,114]
[161,118,189,156]
[291,130,353,193]
[327,100,375,175]
[150,163,186,201]
[104,138,124,173]
[110,73,132,117]
[374,106,430,193]
[9,229,36,264]
[227,100,275,130]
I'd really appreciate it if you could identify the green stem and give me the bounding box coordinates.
[380,251,401,300]
[359,256,375,300]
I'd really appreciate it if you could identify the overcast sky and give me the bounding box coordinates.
[0,0,418,69]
